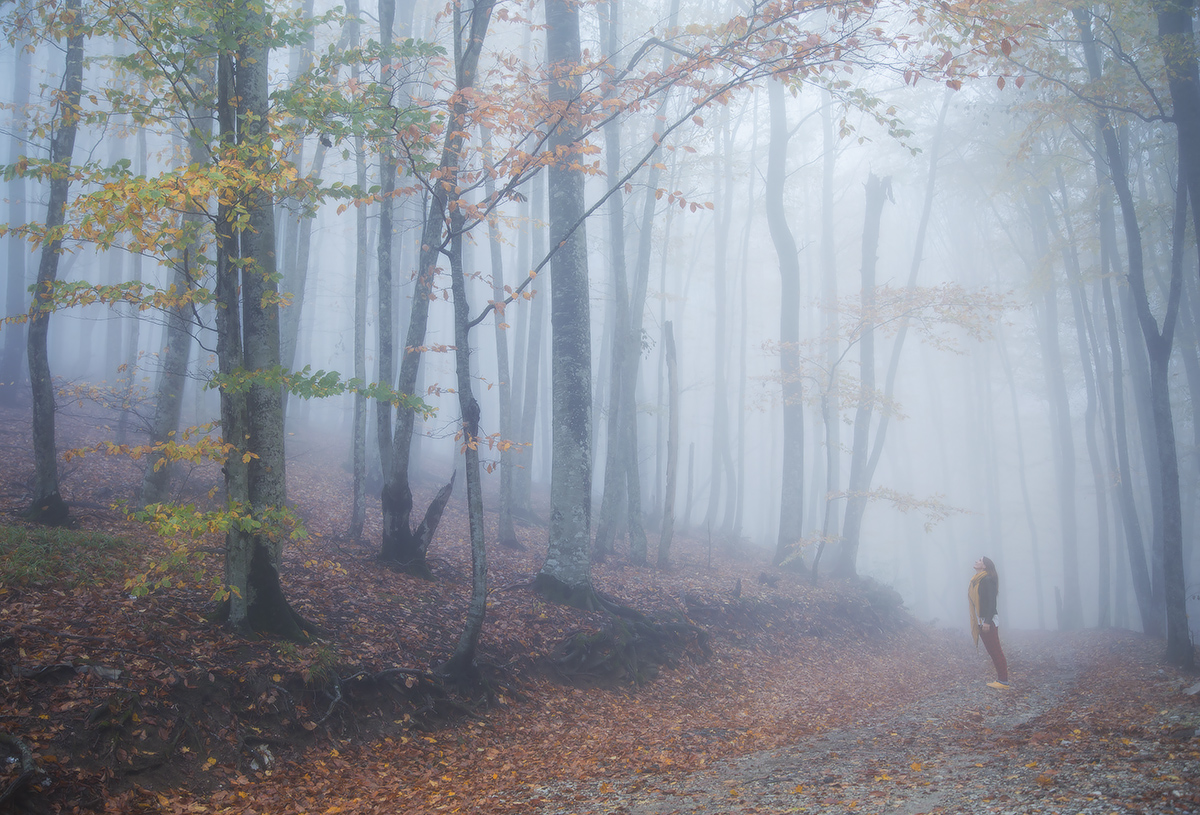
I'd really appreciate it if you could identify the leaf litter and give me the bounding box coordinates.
[0,404,1196,814]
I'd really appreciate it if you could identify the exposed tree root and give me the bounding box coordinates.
[22,490,69,526]
[551,615,710,687]
[0,730,35,807]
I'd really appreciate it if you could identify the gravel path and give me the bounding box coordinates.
[537,630,1200,815]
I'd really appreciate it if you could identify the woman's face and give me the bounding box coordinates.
[974,557,986,572]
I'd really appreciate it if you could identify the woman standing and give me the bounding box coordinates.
[969,556,1010,689]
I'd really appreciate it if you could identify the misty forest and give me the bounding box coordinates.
[0,0,1198,812]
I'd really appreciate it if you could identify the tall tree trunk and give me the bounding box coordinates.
[140,65,213,509]
[439,204,484,678]
[348,0,369,541]
[512,173,547,517]
[215,2,309,639]
[593,0,632,561]
[705,109,734,539]
[817,89,840,559]
[535,0,598,608]
[1151,0,1199,668]
[481,127,519,548]
[831,173,890,579]
[1027,194,1083,630]
[1048,178,1111,627]
[1154,0,1200,269]
[117,123,147,446]
[379,0,495,575]
[995,322,1047,627]
[24,0,83,525]
[1131,173,1191,666]
[279,0,322,425]
[375,0,397,478]
[832,90,950,579]
[1075,8,1167,638]
[1,30,31,402]
[765,78,803,568]
[657,321,679,568]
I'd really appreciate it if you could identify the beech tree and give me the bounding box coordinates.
[23,0,83,526]
[378,0,496,576]
[765,77,804,568]
[535,0,597,607]
[0,28,31,405]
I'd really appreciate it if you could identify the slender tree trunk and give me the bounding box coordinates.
[25,0,83,525]
[1075,8,1168,638]
[594,0,632,560]
[513,172,547,517]
[1145,178,1190,667]
[116,125,147,445]
[375,0,397,478]
[380,0,495,575]
[140,66,213,508]
[1048,179,1111,627]
[706,109,734,538]
[481,127,519,548]
[765,78,803,568]
[535,0,598,608]
[348,0,369,541]
[817,89,840,558]
[440,205,485,677]
[832,173,890,579]
[657,321,679,568]
[995,322,1046,627]
[1027,194,1083,630]
[279,0,322,424]
[1,31,31,402]
[832,90,951,579]
[1151,0,1199,668]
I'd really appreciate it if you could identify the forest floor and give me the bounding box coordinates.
[0,400,1198,814]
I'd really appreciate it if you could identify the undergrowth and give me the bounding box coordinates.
[0,525,137,588]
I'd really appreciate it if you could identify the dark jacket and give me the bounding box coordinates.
[977,573,999,623]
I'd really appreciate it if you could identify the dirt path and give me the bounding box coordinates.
[536,631,1199,815]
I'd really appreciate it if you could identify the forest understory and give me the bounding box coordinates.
[0,402,1197,815]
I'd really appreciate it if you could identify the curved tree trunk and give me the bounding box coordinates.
[832,90,950,579]
[439,207,486,678]
[25,0,83,526]
[832,173,890,579]
[1075,8,1165,639]
[765,78,803,568]
[379,0,495,576]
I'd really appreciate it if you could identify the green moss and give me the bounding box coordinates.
[0,524,136,588]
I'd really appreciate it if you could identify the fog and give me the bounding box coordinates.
[1,0,1196,645]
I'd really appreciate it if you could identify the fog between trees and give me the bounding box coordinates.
[0,1,1196,664]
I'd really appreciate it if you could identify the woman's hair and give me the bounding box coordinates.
[981,556,997,575]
